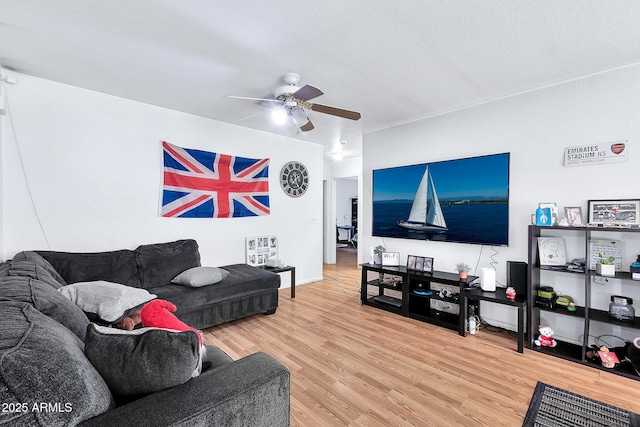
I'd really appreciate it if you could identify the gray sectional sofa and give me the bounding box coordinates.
[0,240,290,426]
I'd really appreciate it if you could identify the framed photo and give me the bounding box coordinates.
[245,235,278,266]
[587,199,640,227]
[537,237,567,266]
[407,255,434,273]
[538,202,558,225]
[407,255,417,270]
[422,257,434,273]
[564,207,584,226]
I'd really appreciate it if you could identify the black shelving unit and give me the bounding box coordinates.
[527,225,640,380]
[360,263,476,333]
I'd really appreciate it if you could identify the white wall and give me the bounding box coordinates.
[1,73,324,287]
[362,64,640,330]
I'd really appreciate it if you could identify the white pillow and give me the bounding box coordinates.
[58,281,156,323]
[172,266,229,287]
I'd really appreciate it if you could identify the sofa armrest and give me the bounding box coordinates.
[79,352,290,427]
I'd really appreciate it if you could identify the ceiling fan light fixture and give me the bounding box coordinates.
[271,107,288,125]
[291,106,308,126]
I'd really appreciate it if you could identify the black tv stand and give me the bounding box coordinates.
[360,263,476,333]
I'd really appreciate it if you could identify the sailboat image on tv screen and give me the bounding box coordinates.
[397,166,448,232]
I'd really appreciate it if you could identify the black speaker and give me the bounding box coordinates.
[507,261,528,297]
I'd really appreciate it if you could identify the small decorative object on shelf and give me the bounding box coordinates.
[596,252,616,276]
[381,252,400,266]
[534,324,557,347]
[456,262,470,280]
[371,245,385,265]
[564,206,584,226]
[608,295,635,321]
[538,202,558,225]
[505,287,516,300]
[537,237,567,266]
[630,255,640,280]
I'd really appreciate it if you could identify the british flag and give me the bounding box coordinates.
[161,141,270,218]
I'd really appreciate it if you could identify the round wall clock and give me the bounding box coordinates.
[280,161,309,197]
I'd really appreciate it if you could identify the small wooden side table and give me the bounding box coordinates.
[260,265,296,298]
[459,287,526,353]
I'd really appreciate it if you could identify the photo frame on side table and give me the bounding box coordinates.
[407,255,434,273]
[381,252,400,266]
[246,235,279,266]
[564,207,584,226]
[422,257,434,273]
[587,199,640,227]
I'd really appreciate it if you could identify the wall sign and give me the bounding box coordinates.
[564,141,628,167]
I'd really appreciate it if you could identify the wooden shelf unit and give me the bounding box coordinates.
[360,263,476,333]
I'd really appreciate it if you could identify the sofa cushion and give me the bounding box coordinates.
[36,249,142,288]
[135,239,201,288]
[0,275,90,340]
[0,301,113,426]
[172,266,229,287]
[85,324,202,396]
[58,281,156,324]
[11,251,67,287]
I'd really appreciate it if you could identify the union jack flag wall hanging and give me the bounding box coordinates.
[161,141,270,218]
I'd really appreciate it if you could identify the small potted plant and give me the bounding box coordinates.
[596,252,616,276]
[372,245,386,265]
[456,262,471,280]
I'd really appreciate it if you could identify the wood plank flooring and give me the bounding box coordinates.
[202,248,640,426]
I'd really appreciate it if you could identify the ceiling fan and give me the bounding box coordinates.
[228,72,361,132]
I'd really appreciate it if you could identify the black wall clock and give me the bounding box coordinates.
[280,161,309,197]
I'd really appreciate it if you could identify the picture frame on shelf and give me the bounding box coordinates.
[564,207,584,226]
[407,255,417,270]
[587,199,640,227]
[537,237,567,266]
[538,202,558,225]
[381,252,400,266]
[407,255,434,273]
[422,257,434,273]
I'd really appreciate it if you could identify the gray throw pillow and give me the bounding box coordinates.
[172,266,230,287]
[0,301,114,426]
[0,275,90,340]
[58,281,156,324]
[85,324,203,396]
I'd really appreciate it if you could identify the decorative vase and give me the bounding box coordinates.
[459,271,468,280]
[596,263,615,276]
[374,253,382,264]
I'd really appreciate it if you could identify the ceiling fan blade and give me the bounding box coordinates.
[226,95,282,104]
[300,120,315,132]
[309,103,361,120]
[293,85,324,101]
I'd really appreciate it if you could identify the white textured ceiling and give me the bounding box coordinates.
[3,1,640,159]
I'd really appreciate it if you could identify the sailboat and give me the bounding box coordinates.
[397,167,448,232]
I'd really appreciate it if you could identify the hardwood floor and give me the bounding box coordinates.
[203,248,640,426]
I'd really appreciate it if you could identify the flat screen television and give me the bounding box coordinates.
[372,153,510,246]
